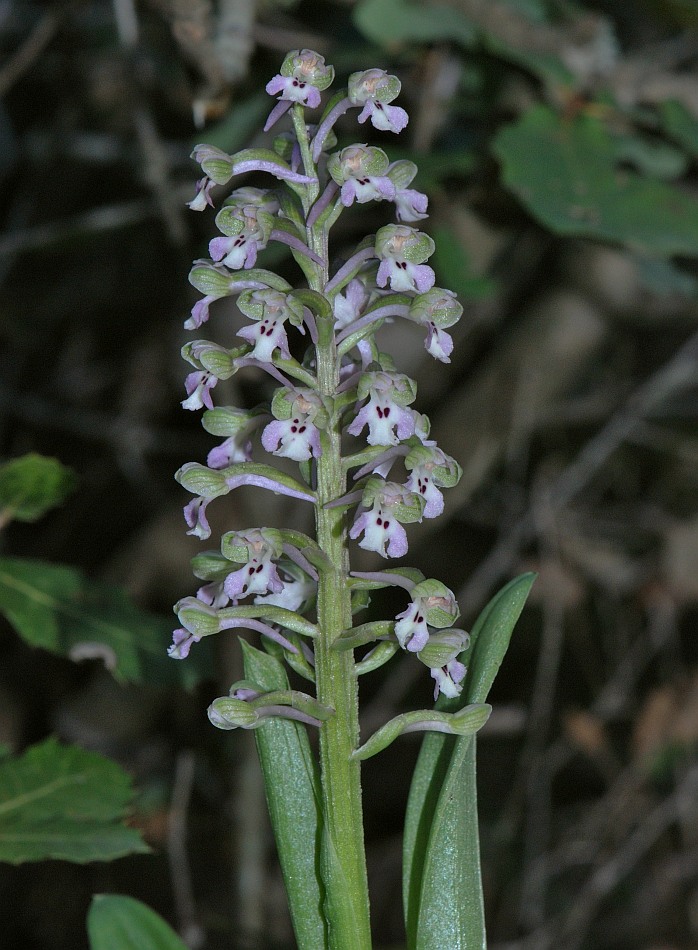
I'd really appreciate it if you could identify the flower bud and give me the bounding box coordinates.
[208,697,259,730]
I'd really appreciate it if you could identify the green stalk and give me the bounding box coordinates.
[293,104,372,950]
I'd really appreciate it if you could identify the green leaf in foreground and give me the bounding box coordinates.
[0,454,76,524]
[241,641,327,950]
[87,895,187,950]
[403,573,536,949]
[0,557,211,687]
[493,105,698,256]
[0,738,149,864]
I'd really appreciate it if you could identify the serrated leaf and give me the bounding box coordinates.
[241,642,327,950]
[493,105,698,256]
[403,574,536,948]
[0,454,76,524]
[87,895,187,950]
[0,738,149,864]
[0,557,211,687]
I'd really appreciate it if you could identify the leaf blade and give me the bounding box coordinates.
[87,895,188,950]
[241,641,327,950]
[0,738,149,864]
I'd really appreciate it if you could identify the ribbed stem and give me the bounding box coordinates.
[295,101,372,949]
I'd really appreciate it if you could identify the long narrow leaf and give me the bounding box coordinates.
[403,573,536,948]
[241,641,327,949]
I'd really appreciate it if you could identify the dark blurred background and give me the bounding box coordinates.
[1,0,698,947]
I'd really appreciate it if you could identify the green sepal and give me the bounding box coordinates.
[408,288,463,328]
[411,579,460,628]
[220,526,283,564]
[416,628,469,670]
[362,476,425,524]
[174,596,221,638]
[181,340,239,379]
[385,158,418,190]
[279,49,334,90]
[188,261,292,296]
[357,369,417,407]
[240,641,327,950]
[202,405,265,437]
[215,206,276,245]
[175,462,228,499]
[190,550,231,582]
[191,143,235,184]
[208,696,260,729]
[405,443,462,489]
[328,145,390,185]
[375,224,435,264]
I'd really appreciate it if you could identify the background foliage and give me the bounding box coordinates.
[1,0,698,948]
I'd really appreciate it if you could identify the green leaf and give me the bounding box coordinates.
[354,0,476,48]
[431,226,497,302]
[0,738,149,864]
[87,895,187,950]
[241,641,327,950]
[661,99,698,158]
[0,454,76,524]
[0,557,211,687]
[493,105,698,256]
[403,574,536,948]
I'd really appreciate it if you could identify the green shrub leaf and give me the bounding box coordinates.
[0,557,211,687]
[0,738,148,864]
[87,895,187,950]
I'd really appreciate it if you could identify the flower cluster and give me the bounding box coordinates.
[173,49,470,732]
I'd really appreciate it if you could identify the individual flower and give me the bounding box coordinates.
[181,371,217,411]
[430,658,467,700]
[183,496,213,540]
[327,145,396,207]
[348,68,409,133]
[262,388,325,461]
[266,49,334,108]
[187,176,216,211]
[347,371,417,446]
[375,224,436,293]
[406,287,463,362]
[333,278,370,330]
[221,528,285,601]
[209,190,278,270]
[254,562,316,612]
[236,289,301,362]
[394,579,460,652]
[349,477,425,559]
[202,406,266,469]
[404,443,462,518]
[168,627,201,659]
[385,160,428,222]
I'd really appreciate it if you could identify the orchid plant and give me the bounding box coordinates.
[172,49,534,950]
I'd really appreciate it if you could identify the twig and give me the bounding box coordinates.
[167,750,206,949]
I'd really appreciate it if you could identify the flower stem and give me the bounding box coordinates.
[305,125,372,947]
